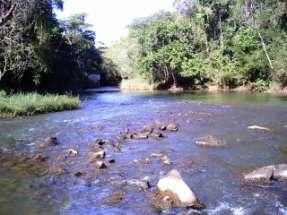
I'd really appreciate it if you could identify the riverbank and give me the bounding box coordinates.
[0,91,81,118]
[120,79,287,95]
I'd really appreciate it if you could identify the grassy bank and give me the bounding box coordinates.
[0,91,81,118]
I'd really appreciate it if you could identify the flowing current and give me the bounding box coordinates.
[1,88,287,215]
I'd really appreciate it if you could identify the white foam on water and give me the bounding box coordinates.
[206,202,246,215]
[276,201,287,215]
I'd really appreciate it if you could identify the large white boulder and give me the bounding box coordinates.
[244,164,287,183]
[157,169,202,208]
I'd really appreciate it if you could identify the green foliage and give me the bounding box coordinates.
[106,0,287,90]
[0,91,81,118]
[232,27,259,53]
[0,0,104,91]
[181,54,210,84]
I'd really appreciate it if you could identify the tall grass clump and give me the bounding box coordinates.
[0,91,81,118]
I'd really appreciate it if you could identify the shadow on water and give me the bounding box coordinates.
[0,88,287,214]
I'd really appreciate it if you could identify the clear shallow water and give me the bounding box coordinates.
[1,89,287,215]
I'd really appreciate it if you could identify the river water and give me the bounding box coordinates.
[0,88,287,215]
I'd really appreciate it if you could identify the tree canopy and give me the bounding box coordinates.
[107,0,287,90]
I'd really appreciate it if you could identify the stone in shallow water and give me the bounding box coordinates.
[247,125,271,132]
[96,161,107,169]
[273,164,287,181]
[157,169,203,208]
[149,131,164,139]
[45,137,59,146]
[32,154,47,162]
[103,192,125,205]
[161,156,172,165]
[95,138,110,146]
[244,165,275,183]
[89,149,106,161]
[126,177,151,190]
[132,132,149,140]
[244,164,287,183]
[67,148,78,157]
[195,135,225,147]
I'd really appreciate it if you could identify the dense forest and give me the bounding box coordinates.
[0,0,120,92]
[107,0,287,91]
[1,0,287,92]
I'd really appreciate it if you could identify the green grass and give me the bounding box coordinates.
[0,91,81,118]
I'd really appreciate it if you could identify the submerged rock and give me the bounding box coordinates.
[103,192,125,205]
[74,172,83,177]
[244,164,287,183]
[127,177,151,190]
[195,135,225,147]
[108,159,116,164]
[161,156,172,165]
[160,122,179,132]
[132,132,149,140]
[248,125,271,132]
[32,154,47,162]
[96,161,107,169]
[150,153,163,158]
[45,137,59,146]
[149,131,164,139]
[157,169,203,209]
[89,149,106,161]
[166,122,179,131]
[55,154,67,162]
[67,148,78,157]
[142,125,154,134]
[95,138,111,146]
[133,158,151,164]
[38,137,59,148]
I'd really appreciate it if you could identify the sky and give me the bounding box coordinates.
[56,0,174,46]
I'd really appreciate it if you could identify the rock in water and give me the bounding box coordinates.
[95,139,110,146]
[157,169,203,208]
[132,132,149,139]
[273,164,287,181]
[248,125,271,132]
[166,123,179,132]
[67,148,78,157]
[161,156,172,165]
[126,177,151,190]
[32,154,47,162]
[89,149,106,161]
[96,161,107,169]
[45,137,58,146]
[195,135,225,147]
[103,192,125,205]
[244,165,275,183]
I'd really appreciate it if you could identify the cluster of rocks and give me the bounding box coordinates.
[133,153,172,166]
[88,138,118,170]
[119,122,179,141]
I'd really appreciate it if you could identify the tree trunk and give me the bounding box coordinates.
[257,31,274,70]
[171,71,177,87]
[219,14,224,49]
[0,3,16,26]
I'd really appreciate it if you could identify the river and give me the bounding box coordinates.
[0,88,287,215]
